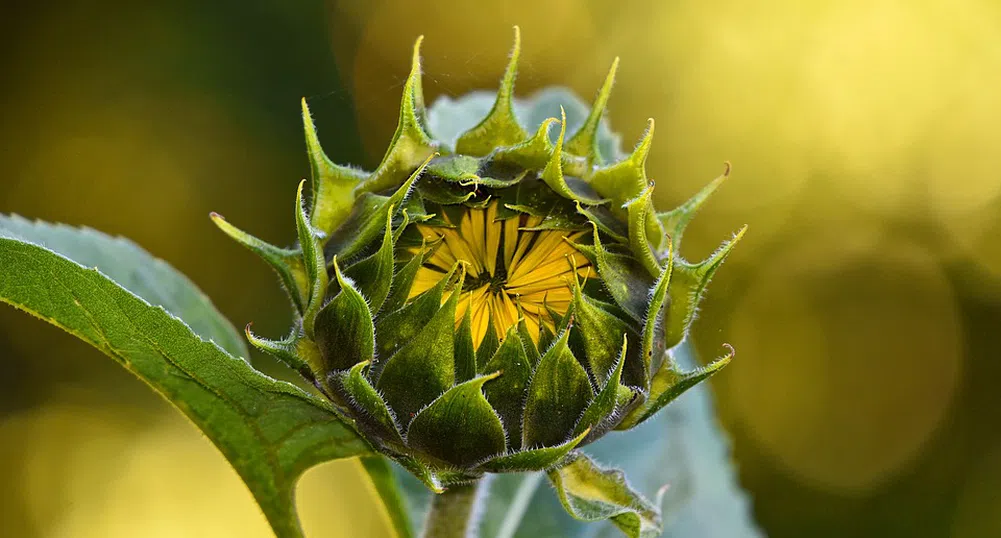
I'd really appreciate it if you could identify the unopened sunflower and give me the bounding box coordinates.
[211,28,743,536]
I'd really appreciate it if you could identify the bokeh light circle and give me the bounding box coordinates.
[4,404,387,537]
[951,441,1001,538]
[725,230,963,493]
[341,0,598,164]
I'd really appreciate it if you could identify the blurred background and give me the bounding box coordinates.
[2,0,1000,536]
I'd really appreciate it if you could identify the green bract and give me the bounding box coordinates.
[213,28,743,536]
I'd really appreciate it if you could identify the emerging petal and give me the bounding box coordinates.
[408,201,594,346]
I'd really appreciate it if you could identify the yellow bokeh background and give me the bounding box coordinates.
[2,0,1000,536]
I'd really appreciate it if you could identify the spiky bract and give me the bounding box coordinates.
[213,28,742,496]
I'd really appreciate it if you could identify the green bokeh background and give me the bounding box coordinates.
[2,1,1000,536]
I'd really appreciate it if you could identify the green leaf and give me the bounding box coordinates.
[574,336,628,437]
[657,163,730,252]
[481,428,590,473]
[211,212,309,314]
[455,26,528,156]
[427,154,482,182]
[343,205,397,314]
[517,88,610,154]
[481,327,533,449]
[417,177,478,205]
[570,276,633,384]
[665,227,746,349]
[341,361,404,444]
[427,85,622,167]
[395,350,757,538]
[396,454,446,494]
[0,214,247,358]
[313,257,376,374]
[296,180,329,338]
[327,153,433,262]
[0,234,371,538]
[493,117,558,172]
[541,108,608,205]
[357,36,438,196]
[245,325,314,376]
[476,314,501,367]
[576,202,629,244]
[522,328,594,448]
[301,97,368,238]
[575,222,655,321]
[517,317,543,367]
[474,160,531,188]
[377,267,462,425]
[359,455,415,538]
[503,343,761,538]
[618,346,733,430]
[382,243,427,314]
[588,121,653,220]
[548,453,663,538]
[376,261,455,361]
[407,372,507,467]
[625,186,664,277]
[641,249,674,386]
[454,307,478,383]
[565,57,619,165]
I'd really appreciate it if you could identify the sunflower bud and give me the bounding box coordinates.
[212,29,743,494]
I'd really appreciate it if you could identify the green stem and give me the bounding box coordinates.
[421,479,488,538]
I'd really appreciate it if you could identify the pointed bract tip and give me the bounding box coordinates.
[723,161,732,176]
[481,370,503,383]
[413,151,438,178]
[628,119,655,164]
[566,56,620,160]
[556,106,567,148]
[708,344,736,370]
[301,98,319,142]
[655,484,671,507]
[244,323,281,353]
[331,254,343,279]
[412,35,424,66]
[538,117,559,139]
[499,26,522,97]
[600,57,620,95]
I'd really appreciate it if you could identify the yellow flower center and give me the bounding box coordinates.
[408,202,594,346]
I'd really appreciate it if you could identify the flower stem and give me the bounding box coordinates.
[421,479,488,538]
